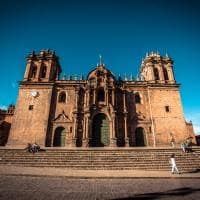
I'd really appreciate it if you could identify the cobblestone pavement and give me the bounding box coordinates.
[0,175,200,200]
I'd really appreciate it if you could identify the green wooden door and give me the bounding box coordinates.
[60,129,66,147]
[53,127,66,147]
[135,127,146,146]
[92,114,110,147]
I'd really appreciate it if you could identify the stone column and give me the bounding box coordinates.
[167,64,175,83]
[147,63,154,81]
[85,117,89,138]
[158,63,165,83]
[70,88,79,147]
[24,60,32,81]
[82,115,90,147]
[123,90,127,112]
[82,117,86,139]
[93,89,96,104]
[51,126,55,147]
[124,113,129,147]
[105,88,108,104]
[85,90,89,107]
[71,115,77,147]
[112,89,115,106]
[46,60,52,81]
[74,88,79,111]
[110,113,117,147]
[82,89,87,147]
[84,90,87,108]
[123,90,129,147]
[36,60,42,81]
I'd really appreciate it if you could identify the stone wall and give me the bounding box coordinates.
[7,84,53,147]
[148,85,188,146]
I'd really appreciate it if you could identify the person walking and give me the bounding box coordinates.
[170,154,180,174]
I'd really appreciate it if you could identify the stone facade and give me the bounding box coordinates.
[7,50,195,148]
[0,105,15,146]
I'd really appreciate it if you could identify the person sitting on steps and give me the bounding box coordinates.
[25,143,40,154]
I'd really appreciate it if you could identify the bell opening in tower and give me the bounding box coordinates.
[97,88,105,102]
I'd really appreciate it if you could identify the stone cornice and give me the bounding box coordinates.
[125,81,180,88]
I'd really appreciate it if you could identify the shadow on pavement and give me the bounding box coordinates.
[187,168,200,173]
[110,187,200,200]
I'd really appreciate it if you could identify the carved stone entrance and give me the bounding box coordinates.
[53,127,66,147]
[91,113,110,147]
[135,127,146,146]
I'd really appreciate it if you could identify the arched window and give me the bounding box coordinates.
[58,92,66,103]
[97,89,105,102]
[30,65,37,78]
[163,68,169,81]
[135,93,141,104]
[40,65,47,78]
[154,68,159,80]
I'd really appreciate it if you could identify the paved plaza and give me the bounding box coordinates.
[0,175,200,200]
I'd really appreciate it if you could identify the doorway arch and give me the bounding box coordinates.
[91,113,110,147]
[53,127,66,147]
[135,127,146,146]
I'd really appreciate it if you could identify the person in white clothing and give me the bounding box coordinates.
[170,154,180,174]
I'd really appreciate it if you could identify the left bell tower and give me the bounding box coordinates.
[23,49,61,82]
[7,50,61,148]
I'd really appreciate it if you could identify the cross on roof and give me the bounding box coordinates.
[99,54,103,65]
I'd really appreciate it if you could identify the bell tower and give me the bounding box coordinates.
[7,49,62,148]
[23,49,61,82]
[140,52,175,84]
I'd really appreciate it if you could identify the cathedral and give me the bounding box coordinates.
[6,50,195,148]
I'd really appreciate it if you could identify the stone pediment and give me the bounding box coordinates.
[53,111,72,123]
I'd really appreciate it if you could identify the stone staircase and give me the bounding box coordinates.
[0,148,200,172]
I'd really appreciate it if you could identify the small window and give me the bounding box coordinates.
[135,93,141,104]
[163,68,169,81]
[29,105,34,110]
[58,92,66,103]
[40,65,47,78]
[30,65,37,78]
[165,106,170,112]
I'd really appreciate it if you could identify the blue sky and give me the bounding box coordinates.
[0,0,200,134]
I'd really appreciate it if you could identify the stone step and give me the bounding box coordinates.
[2,156,199,161]
[1,157,199,162]
[2,158,198,162]
[1,149,199,155]
[1,164,197,169]
[1,160,198,167]
[2,154,197,158]
[0,161,197,167]
[1,158,198,163]
[0,164,197,172]
[0,148,199,171]
[2,152,198,156]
